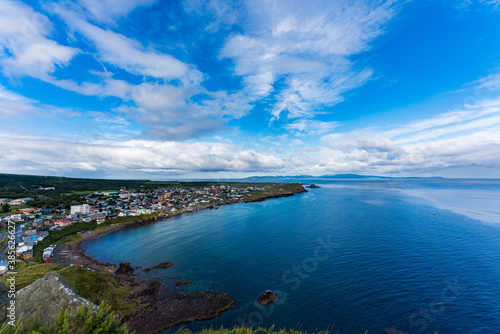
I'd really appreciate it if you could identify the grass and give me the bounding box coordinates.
[63,233,83,244]
[0,262,137,313]
[245,183,305,202]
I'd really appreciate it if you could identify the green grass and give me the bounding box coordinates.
[33,222,99,261]
[245,183,305,202]
[0,263,137,313]
[63,234,83,244]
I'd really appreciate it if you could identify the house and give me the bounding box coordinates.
[16,208,36,214]
[89,212,106,221]
[22,251,33,260]
[6,214,23,222]
[9,199,26,206]
[0,198,10,204]
[8,197,33,206]
[54,219,72,227]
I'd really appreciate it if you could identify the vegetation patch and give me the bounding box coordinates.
[0,263,137,313]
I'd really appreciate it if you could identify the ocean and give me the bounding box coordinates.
[84,179,500,333]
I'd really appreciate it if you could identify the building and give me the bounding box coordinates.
[89,212,106,222]
[54,219,72,227]
[0,262,8,273]
[9,199,26,206]
[0,198,9,204]
[71,204,90,216]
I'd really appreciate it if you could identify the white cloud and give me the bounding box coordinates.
[0,0,79,79]
[76,0,156,25]
[0,134,284,175]
[286,85,500,176]
[219,0,403,121]
[285,119,342,136]
[60,10,193,80]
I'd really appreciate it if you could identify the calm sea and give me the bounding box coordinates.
[84,179,500,334]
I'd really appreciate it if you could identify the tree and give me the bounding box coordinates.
[1,204,9,213]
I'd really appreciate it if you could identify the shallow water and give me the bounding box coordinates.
[84,179,500,333]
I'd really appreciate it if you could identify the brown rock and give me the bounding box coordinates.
[116,262,134,275]
[258,290,277,306]
[175,279,190,286]
[143,261,173,272]
[126,291,235,334]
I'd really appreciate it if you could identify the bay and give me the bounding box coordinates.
[84,179,500,333]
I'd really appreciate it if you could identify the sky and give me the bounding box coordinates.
[1,0,500,179]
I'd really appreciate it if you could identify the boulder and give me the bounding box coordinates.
[16,271,95,328]
[116,262,134,275]
[258,290,277,306]
[175,279,190,286]
[385,328,403,334]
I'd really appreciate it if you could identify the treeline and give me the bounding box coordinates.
[0,303,130,334]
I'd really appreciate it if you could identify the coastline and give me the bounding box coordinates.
[58,185,308,333]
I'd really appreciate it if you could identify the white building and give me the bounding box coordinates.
[71,204,90,216]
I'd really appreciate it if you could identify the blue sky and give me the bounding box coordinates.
[1,0,500,179]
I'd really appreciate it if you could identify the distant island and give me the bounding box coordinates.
[246,173,446,180]
[307,184,321,188]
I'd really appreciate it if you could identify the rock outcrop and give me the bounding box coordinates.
[126,291,235,334]
[175,279,189,286]
[15,271,95,328]
[142,261,173,272]
[116,262,134,275]
[257,290,277,306]
[385,328,403,334]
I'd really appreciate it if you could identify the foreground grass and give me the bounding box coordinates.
[0,263,137,312]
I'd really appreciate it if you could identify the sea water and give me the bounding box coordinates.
[84,179,500,333]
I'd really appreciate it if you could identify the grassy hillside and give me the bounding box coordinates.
[0,262,136,312]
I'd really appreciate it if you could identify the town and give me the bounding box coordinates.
[0,183,273,269]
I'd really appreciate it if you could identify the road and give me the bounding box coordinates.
[0,223,25,261]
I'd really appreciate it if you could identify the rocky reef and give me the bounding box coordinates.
[127,290,235,334]
[175,279,190,286]
[142,261,173,273]
[258,290,277,306]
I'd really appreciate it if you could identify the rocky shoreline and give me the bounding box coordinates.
[59,185,307,333]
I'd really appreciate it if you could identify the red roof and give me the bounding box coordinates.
[55,219,71,223]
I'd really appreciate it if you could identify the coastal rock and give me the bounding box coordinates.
[116,262,134,275]
[125,279,163,302]
[385,328,403,334]
[126,291,235,334]
[294,185,308,193]
[0,282,9,323]
[175,279,190,286]
[143,261,173,273]
[15,271,95,329]
[258,290,277,306]
[307,184,321,189]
